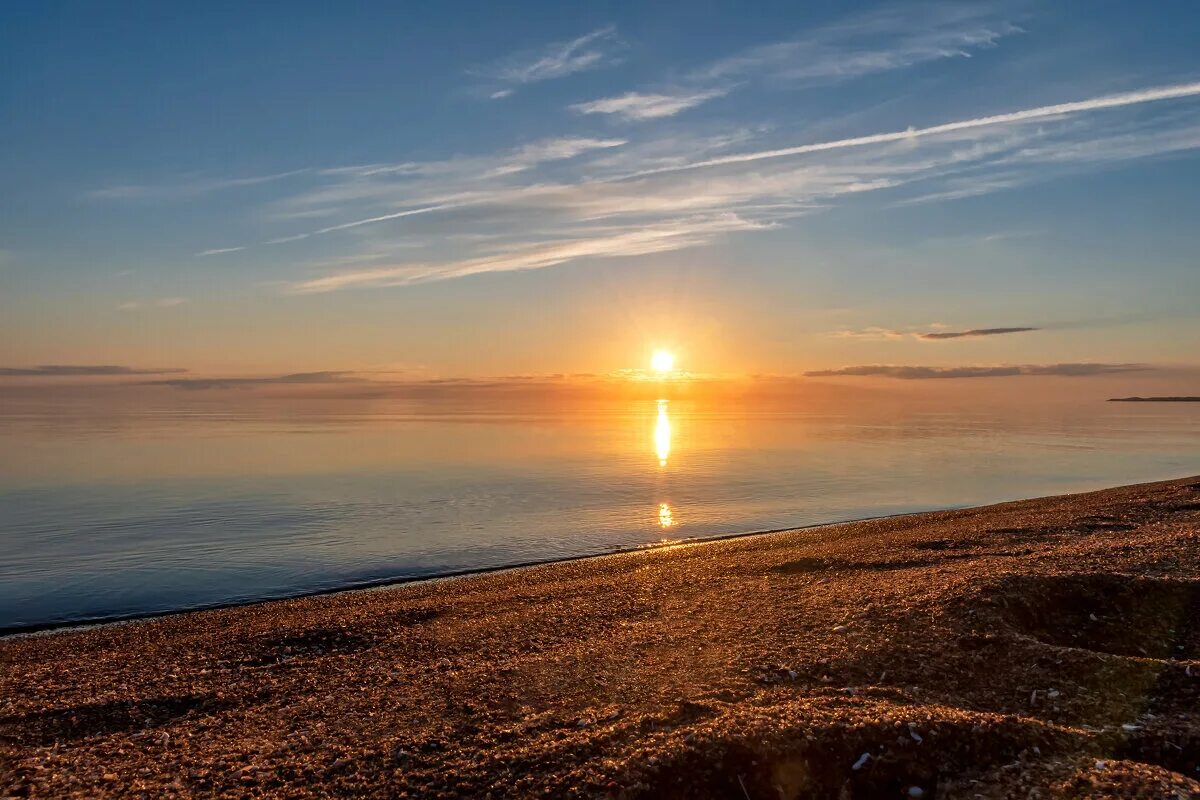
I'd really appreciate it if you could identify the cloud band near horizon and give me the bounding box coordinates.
[805,363,1147,379]
[918,326,1039,340]
[0,365,188,377]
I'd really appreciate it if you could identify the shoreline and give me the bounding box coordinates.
[7,479,1176,637]
[1,512,927,639]
[3,475,1199,798]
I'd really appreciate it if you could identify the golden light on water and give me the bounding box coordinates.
[650,350,675,374]
[654,399,671,466]
[653,394,675,529]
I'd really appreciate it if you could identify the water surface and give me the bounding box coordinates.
[2,396,1198,631]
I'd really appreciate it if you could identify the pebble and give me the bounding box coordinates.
[4,478,1195,798]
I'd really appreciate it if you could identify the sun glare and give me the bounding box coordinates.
[655,399,671,466]
[651,350,675,373]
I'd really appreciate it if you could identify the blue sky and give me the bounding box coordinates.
[2,1,1199,381]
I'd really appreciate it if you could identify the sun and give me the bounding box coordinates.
[650,350,675,374]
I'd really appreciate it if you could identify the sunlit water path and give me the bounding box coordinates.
[2,399,1199,631]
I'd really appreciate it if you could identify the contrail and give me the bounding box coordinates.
[622,81,1200,178]
[207,80,1200,252]
[225,200,475,250]
[308,201,470,235]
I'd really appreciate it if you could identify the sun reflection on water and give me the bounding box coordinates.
[655,399,671,467]
[654,399,675,529]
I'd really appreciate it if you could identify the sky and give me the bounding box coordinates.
[2,0,1199,392]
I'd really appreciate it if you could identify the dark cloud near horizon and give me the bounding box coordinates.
[142,371,362,390]
[918,326,1039,340]
[0,365,187,377]
[805,363,1147,380]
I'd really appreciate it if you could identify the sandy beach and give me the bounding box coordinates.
[3,476,1199,798]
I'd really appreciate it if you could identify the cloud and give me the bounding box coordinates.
[87,170,306,201]
[191,137,632,254]
[805,363,1148,379]
[327,136,627,181]
[118,297,189,311]
[141,371,362,390]
[272,75,1200,287]
[566,5,1019,125]
[891,175,1025,206]
[696,5,1020,86]
[624,81,1200,179]
[570,89,728,121]
[562,6,1017,124]
[289,213,768,292]
[185,68,1200,292]
[918,326,1039,340]
[0,365,187,377]
[830,327,908,340]
[472,26,622,95]
[489,137,628,175]
[272,80,1200,248]
[832,325,1039,341]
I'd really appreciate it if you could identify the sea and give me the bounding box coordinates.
[2,393,1198,631]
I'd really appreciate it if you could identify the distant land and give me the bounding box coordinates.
[1109,396,1200,402]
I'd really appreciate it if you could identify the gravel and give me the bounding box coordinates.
[3,475,1200,798]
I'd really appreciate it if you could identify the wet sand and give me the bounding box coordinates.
[3,476,1200,798]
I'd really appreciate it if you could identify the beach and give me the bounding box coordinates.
[3,476,1199,798]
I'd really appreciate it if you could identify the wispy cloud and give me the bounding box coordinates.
[290,213,769,292]
[830,327,910,341]
[118,297,189,311]
[196,136,633,251]
[918,326,1038,340]
[626,81,1200,178]
[471,26,623,96]
[279,80,1200,243]
[87,170,306,201]
[323,136,629,182]
[0,365,187,377]
[141,371,362,390]
[832,324,1039,341]
[192,76,1200,292]
[568,5,1019,123]
[806,363,1147,379]
[697,4,1020,85]
[570,89,728,121]
[488,137,627,175]
[892,175,1025,206]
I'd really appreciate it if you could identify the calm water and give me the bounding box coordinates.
[2,397,1199,631]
